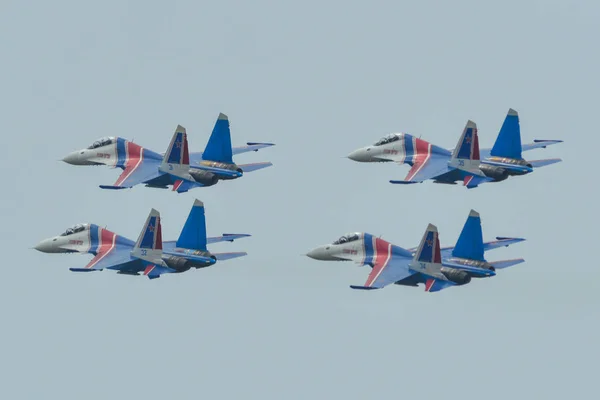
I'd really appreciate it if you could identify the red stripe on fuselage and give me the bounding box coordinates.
[414,137,430,157]
[406,138,432,181]
[365,238,393,287]
[86,228,117,269]
[116,142,144,186]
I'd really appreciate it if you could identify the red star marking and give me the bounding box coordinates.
[465,135,472,144]
[175,140,182,149]
[426,238,433,247]
[148,224,155,233]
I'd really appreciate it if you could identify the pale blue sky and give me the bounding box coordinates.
[1,0,597,398]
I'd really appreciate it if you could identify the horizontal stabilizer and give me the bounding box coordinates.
[213,251,248,261]
[425,278,455,292]
[232,142,276,155]
[247,142,275,146]
[207,233,251,244]
[69,268,100,272]
[489,258,525,269]
[522,139,563,152]
[529,158,562,168]
[172,179,197,193]
[389,180,419,185]
[349,285,381,290]
[463,175,493,189]
[238,162,273,173]
[99,185,129,190]
[143,264,175,279]
[483,237,526,252]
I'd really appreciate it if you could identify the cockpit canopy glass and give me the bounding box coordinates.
[60,224,86,236]
[374,133,400,146]
[87,137,114,149]
[333,233,360,245]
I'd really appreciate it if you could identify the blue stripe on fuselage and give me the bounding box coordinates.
[404,134,414,164]
[116,138,127,168]
[363,233,374,266]
[89,224,100,254]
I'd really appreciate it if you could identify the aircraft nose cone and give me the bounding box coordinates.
[347,148,371,162]
[306,246,337,261]
[34,238,55,253]
[306,248,322,260]
[62,151,82,165]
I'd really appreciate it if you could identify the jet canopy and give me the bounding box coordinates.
[333,233,360,245]
[87,137,115,149]
[60,224,87,236]
[373,133,400,146]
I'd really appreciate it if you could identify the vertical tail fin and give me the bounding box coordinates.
[491,108,522,159]
[410,224,456,292]
[449,121,484,175]
[413,223,442,265]
[161,125,190,168]
[452,210,485,261]
[132,209,163,262]
[176,199,208,250]
[202,113,233,163]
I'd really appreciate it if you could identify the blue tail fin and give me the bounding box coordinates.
[491,108,522,159]
[449,120,484,175]
[452,210,485,261]
[132,209,163,262]
[414,224,442,264]
[452,120,480,161]
[163,125,190,166]
[176,199,207,250]
[202,113,233,163]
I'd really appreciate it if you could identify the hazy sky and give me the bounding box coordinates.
[1,0,597,399]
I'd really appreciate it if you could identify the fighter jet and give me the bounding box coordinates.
[305,210,525,292]
[62,113,274,193]
[34,199,249,279]
[347,109,562,188]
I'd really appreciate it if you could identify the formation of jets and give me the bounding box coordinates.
[36,109,562,292]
